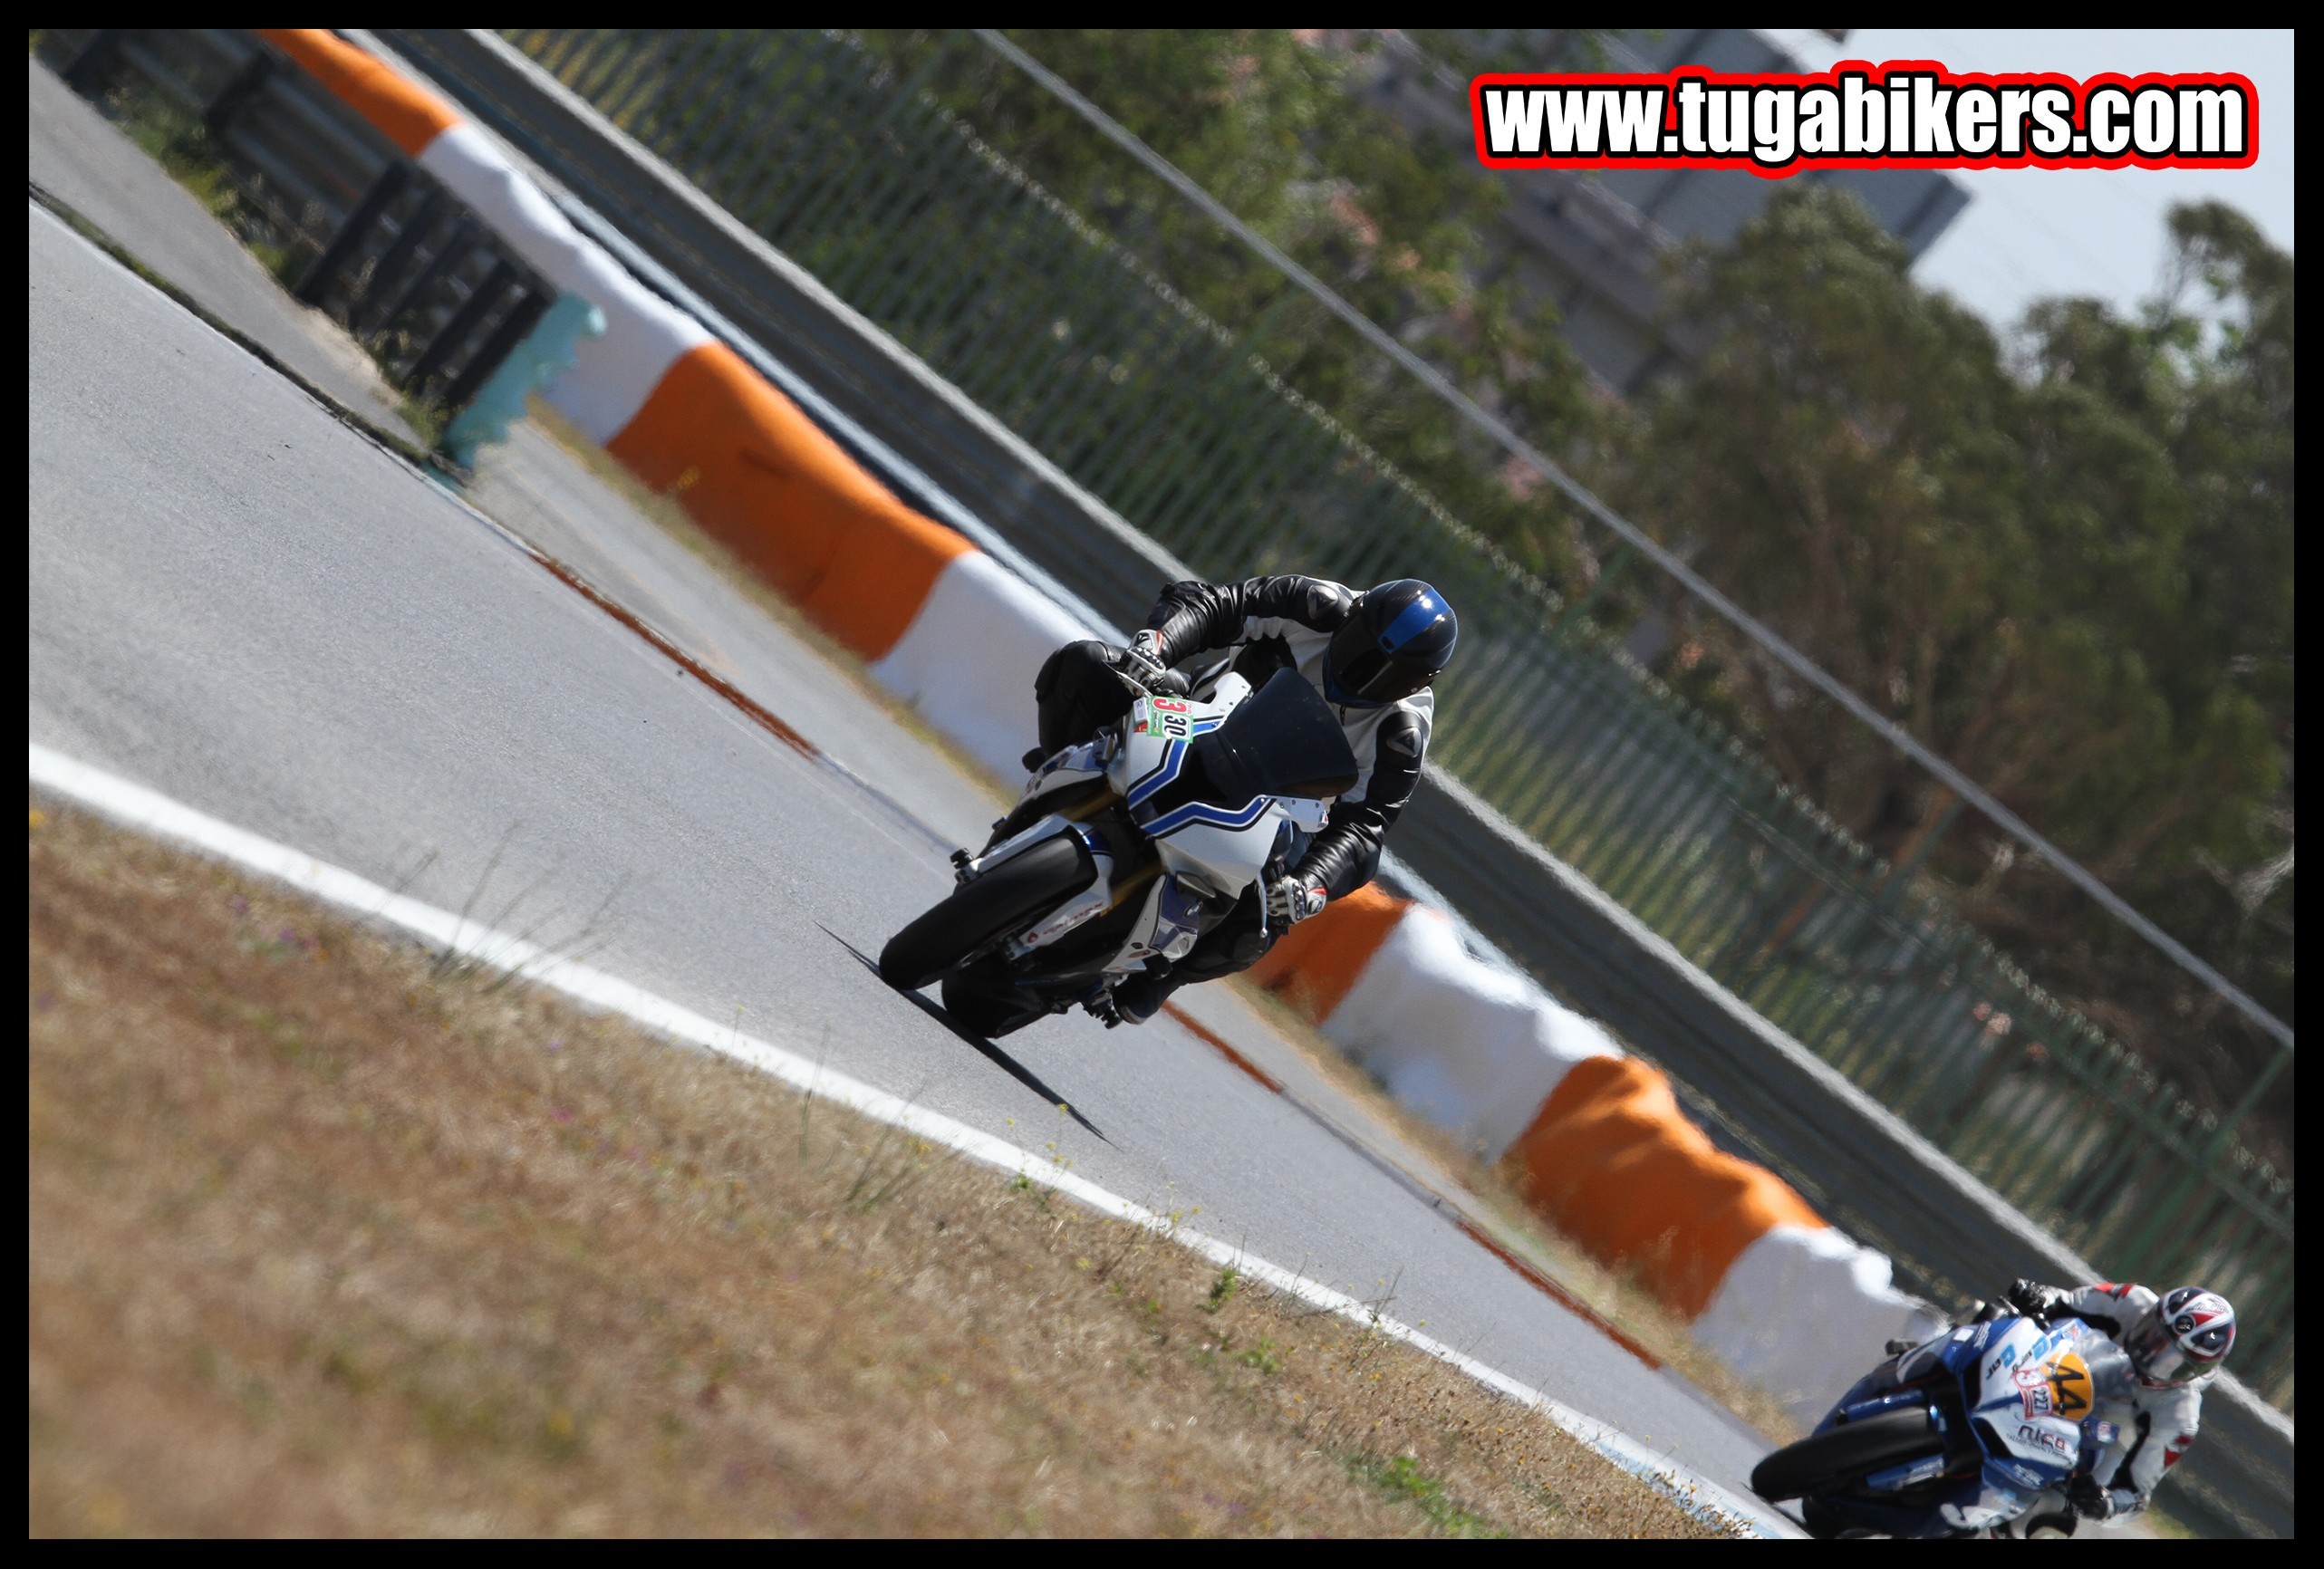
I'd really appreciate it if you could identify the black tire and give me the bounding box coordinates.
[1799,1497,1865,1540]
[1750,1407,1943,1501]
[879,835,1094,991]
[2020,1508,2078,1539]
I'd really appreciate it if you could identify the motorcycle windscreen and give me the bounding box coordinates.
[1189,668,1360,804]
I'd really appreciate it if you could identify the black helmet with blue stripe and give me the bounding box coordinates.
[1325,580,1458,706]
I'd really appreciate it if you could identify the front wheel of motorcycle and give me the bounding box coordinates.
[1750,1407,1945,1502]
[879,834,1095,991]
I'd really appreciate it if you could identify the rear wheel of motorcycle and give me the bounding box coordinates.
[2019,1507,2078,1538]
[879,835,1094,991]
[1750,1407,1944,1501]
[1799,1497,1875,1539]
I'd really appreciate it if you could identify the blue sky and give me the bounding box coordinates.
[1761,29,2296,333]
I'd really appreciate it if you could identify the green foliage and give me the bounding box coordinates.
[1348,1452,1505,1537]
[1234,1335,1283,1374]
[99,80,306,284]
[1619,185,2293,1091]
[398,395,449,450]
[113,91,241,218]
[1403,29,1616,77]
[857,29,1606,583]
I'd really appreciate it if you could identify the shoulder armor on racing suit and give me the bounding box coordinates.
[2051,1280,2148,1340]
[1142,575,1427,901]
[2046,1282,2203,1514]
[1143,575,1357,660]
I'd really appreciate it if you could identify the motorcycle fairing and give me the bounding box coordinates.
[1109,680,1291,902]
[1970,1318,2131,1485]
[944,664,1358,1001]
[1799,1316,2131,1538]
[1004,833,1116,958]
[1185,667,1360,804]
[1023,736,1114,796]
[1125,736,1191,812]
[1144,794,1277,837]
[1102,871,1207,975]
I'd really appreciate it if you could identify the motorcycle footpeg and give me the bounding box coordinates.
[1083,985,1124,1029]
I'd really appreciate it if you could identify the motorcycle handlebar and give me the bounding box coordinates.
[1110,664,1191,699]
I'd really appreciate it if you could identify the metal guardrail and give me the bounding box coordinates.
[382,26,2292,1410]
[42,29,554,435]
[366,29,2300,1535]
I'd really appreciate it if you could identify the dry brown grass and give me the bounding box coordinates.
[27,799,1721,1538]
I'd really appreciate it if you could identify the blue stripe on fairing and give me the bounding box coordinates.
[1144,795,1273,838]
[1377,593,1442,652]
[1125,737,1188,809]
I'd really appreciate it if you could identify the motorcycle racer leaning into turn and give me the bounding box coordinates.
[1993,1278,2236,1523]
[1028,574,1456,1029]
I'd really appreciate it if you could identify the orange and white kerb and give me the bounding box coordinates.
[1473,60,2258,177]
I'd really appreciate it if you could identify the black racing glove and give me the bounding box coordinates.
[1123,629,1170,686]
[2007,1278,2064,1324]
[2067,1474,2135,1522]
[1266,873,1327,929]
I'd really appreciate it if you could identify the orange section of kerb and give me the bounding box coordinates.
[1246,883,1411,1023]
[607,342,971,660]
[256,31,461,157]
[1508,1055,1826,1320]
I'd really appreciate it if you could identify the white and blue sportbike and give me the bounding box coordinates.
[878,663,1357,1036]
[1752,1304,2137,1538]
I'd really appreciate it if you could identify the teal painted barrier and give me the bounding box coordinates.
[443,291,606,467]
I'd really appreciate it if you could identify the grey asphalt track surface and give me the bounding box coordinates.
[27,57,416,438]
[28,192,1781,1506]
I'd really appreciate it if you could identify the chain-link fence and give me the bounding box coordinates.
[506,27,2291,1404]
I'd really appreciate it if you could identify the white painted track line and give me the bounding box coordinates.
[29,739,1799,1537]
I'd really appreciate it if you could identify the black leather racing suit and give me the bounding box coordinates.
[1034,574,1432,994]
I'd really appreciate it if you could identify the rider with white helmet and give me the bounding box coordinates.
[2004,1278,2235,1523]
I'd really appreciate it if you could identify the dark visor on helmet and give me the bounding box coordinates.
[1330,645,1439,704]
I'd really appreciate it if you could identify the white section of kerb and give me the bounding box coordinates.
[1693,1223,1950,1433]
[27,740,1797,1540]
[870,550,1108,783]
[1326,902,1621,1160]
[452,29,1196,594]
[1425,767,2109,1286]
[418,123,709,443]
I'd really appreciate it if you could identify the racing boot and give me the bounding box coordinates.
[1102,966,1181,1028]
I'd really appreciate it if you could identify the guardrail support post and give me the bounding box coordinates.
[295,161,411,306]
